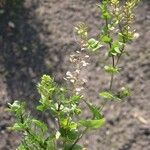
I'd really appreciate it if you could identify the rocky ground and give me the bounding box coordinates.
[0,0,150,150]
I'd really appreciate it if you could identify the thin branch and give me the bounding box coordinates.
[69,128,88,150]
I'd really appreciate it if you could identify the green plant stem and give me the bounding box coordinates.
[110,55,115,90]
[115,23,126,66]
[109,73,114,90]
[105,18,115,90]
[69,128,88,150]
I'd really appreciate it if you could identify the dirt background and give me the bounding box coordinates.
[0,0,150,150]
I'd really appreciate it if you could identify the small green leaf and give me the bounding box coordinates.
[44,135,56,150]
[117,87,130,99]
[104,65,119,74]
[84,101,103,119]
[101,35,112,43]
[99,91,121,101]
[70,95,82,103]
[36,105,46,111]
[87,38,103,52]
[99,91,114,99]
[32,119,48,133]
[69,122,78,131]
[110,42,121,56]
[10,123,27,131]
[79,118,105,129]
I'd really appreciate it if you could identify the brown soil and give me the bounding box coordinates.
[0,0,150,150]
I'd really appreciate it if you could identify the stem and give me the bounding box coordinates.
[110,55,115,90]
[109,73,114,90]
[105,18,115,90]
[115,23,126,66]
[69,128,88,150]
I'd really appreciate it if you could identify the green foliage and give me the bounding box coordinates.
[8,0,140,149]
[8,75,105,150]
[104,65,120,74]
[79,119,105,129]
[87,38,102,52]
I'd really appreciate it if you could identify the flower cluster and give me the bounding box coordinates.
[64,23,90,95]
[65,50,89,95]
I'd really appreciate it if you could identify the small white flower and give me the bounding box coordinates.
[76,51,80,54]
[133,33,140,39]
[85,55,89,58]
[70,55,78,63]
[75,69,80,74]
[63,77,67,81]
[82,78,87,83]
[66,71,73,77]
[8,21,15,28]
[75,87,84,92]
[70,79,75,83]
[81,60,89,67]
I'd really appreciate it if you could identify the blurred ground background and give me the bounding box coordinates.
[0,0,150,150]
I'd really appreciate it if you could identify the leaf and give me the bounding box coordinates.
[37,75,55,99]
[44,135,56,150]
[110,42,121,56]
[117,87,130,99]
[36,105,46,111]
[79,118,105,129]
[32,119,48,133]
[7,101,25,114]
[104,65,119,74]
[84,101,103,119]
[99,91,114,100]
[69,122,78,131]
[99,91,121,101]
[102,12,111,19]
[101,35,112,43]
[70,95,82,103]
[87,38,103,52]
[60,127,78,141]
[9,123,27,131]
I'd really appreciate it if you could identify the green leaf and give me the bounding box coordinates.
[32,119,48,133]
[99,91,121,101]
[102,12,111,19]
[60,118,69,128]
[117,87,130,99]
[87,38,103,52]
[60,127,78,141]
[64,144,83,150]
[9,123,27,131]
[70,95,82,103]
[37,75,55,100]
[104,65,119,74]
[101,35,112,43]
[7,101,25,114]
[110,42,121,56]
[79,118,105,129]
[45,135,56,150]
[69,122,78,131]
[84,101,103,119]
[98,4,111,19]
[99,91,114,100]
[36,105,47,111]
